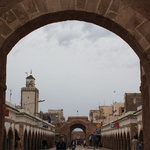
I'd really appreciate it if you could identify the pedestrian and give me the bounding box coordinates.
[71,139,76,150]
[83,139,87,147]
[56,136,66,150]
[42,138,48,150]
[131,135,138,150]
[89,136,92,146]
[138,139,144,150]
[15,137,22,150]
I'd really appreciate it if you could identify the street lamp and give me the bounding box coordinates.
[23,100,45,106]
[35,99,45,116]
[38,99,45,102]
[23,99,45,116]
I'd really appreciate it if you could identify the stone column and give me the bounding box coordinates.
[0,54,7,150]
[141,66,150,150]
[19,123,24,143]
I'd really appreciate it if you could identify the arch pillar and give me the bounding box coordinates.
[140,62,150,150]
[0,54,7,150]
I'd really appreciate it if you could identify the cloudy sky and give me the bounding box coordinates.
[6,21,140,119]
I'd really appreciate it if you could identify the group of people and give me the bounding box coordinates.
[56,137,76,150]
[56,137,67,150]
[14,135,144,150]
[131,135,144,150]
[89,134,101,149]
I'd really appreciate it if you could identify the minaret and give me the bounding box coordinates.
[21,74,39,116]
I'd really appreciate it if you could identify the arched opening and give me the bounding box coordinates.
[14,129,19,144]
[6,20,140,116]
[70,124,86,144]
[6,21,141,150]
[139,129,143,142]
[71,128,85,146]
[31,131,34,150]
[28,130,31,150]
[7,128,13,150]
[24,130,27,150]
[35,132,37,150]
[127,132,131,150]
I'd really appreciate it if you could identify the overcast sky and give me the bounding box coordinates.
[6,21,140,119]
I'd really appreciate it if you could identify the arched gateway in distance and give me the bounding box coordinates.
[56,116,96,144]
[0,0,150,149]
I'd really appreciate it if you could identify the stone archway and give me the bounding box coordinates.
[0,0,150,149]
[57,116,95,144]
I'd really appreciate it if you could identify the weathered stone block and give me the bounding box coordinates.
[1,10,21,30]
[85,0,99,12]
[35,0,48,13]
[59,0,70,10]
[46,0,60,12]
[1,10,17,24]
[109,0,122,13]
[11,3,29,24]
[117,6,145,32]
[22,0,37,15]
[0,19,12,37]
[97,0,111,15]
[139,38,149,50]
[76,0,86,10]
[137,20,150,44]
[0,35,5,47]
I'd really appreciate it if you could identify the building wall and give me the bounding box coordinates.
[124,93,142,113]
[42,109,65,125]
[4,101,55,149]
[113,102,124,116]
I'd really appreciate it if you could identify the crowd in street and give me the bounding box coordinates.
[54,134,102,150]
[14,134,144,150]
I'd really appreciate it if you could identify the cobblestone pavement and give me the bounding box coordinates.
[48,145,109,150]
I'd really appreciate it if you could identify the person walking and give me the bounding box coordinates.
[83,139,87,147]
[42,138,48,150]
[131,135,138,150]
[138,140,144,150]
[56,137,66,150]
[15,137,22,150]
[71,139,76,150]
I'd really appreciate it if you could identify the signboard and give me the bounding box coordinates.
[97,123,101,128]
[114,122,119,128]
[110,122,119,128]
[110,123,114,128]
[5,109,9,117]
[96,128,101,134]
[96,122,102,128]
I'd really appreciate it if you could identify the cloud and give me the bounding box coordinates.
[81,22,114,41]
[42,21,84,47]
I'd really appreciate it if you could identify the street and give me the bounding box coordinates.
[48,145,109,150]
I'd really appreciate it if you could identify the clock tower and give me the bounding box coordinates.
[21,74,39,116]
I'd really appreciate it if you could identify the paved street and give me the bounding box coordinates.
[48,145,109,150]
